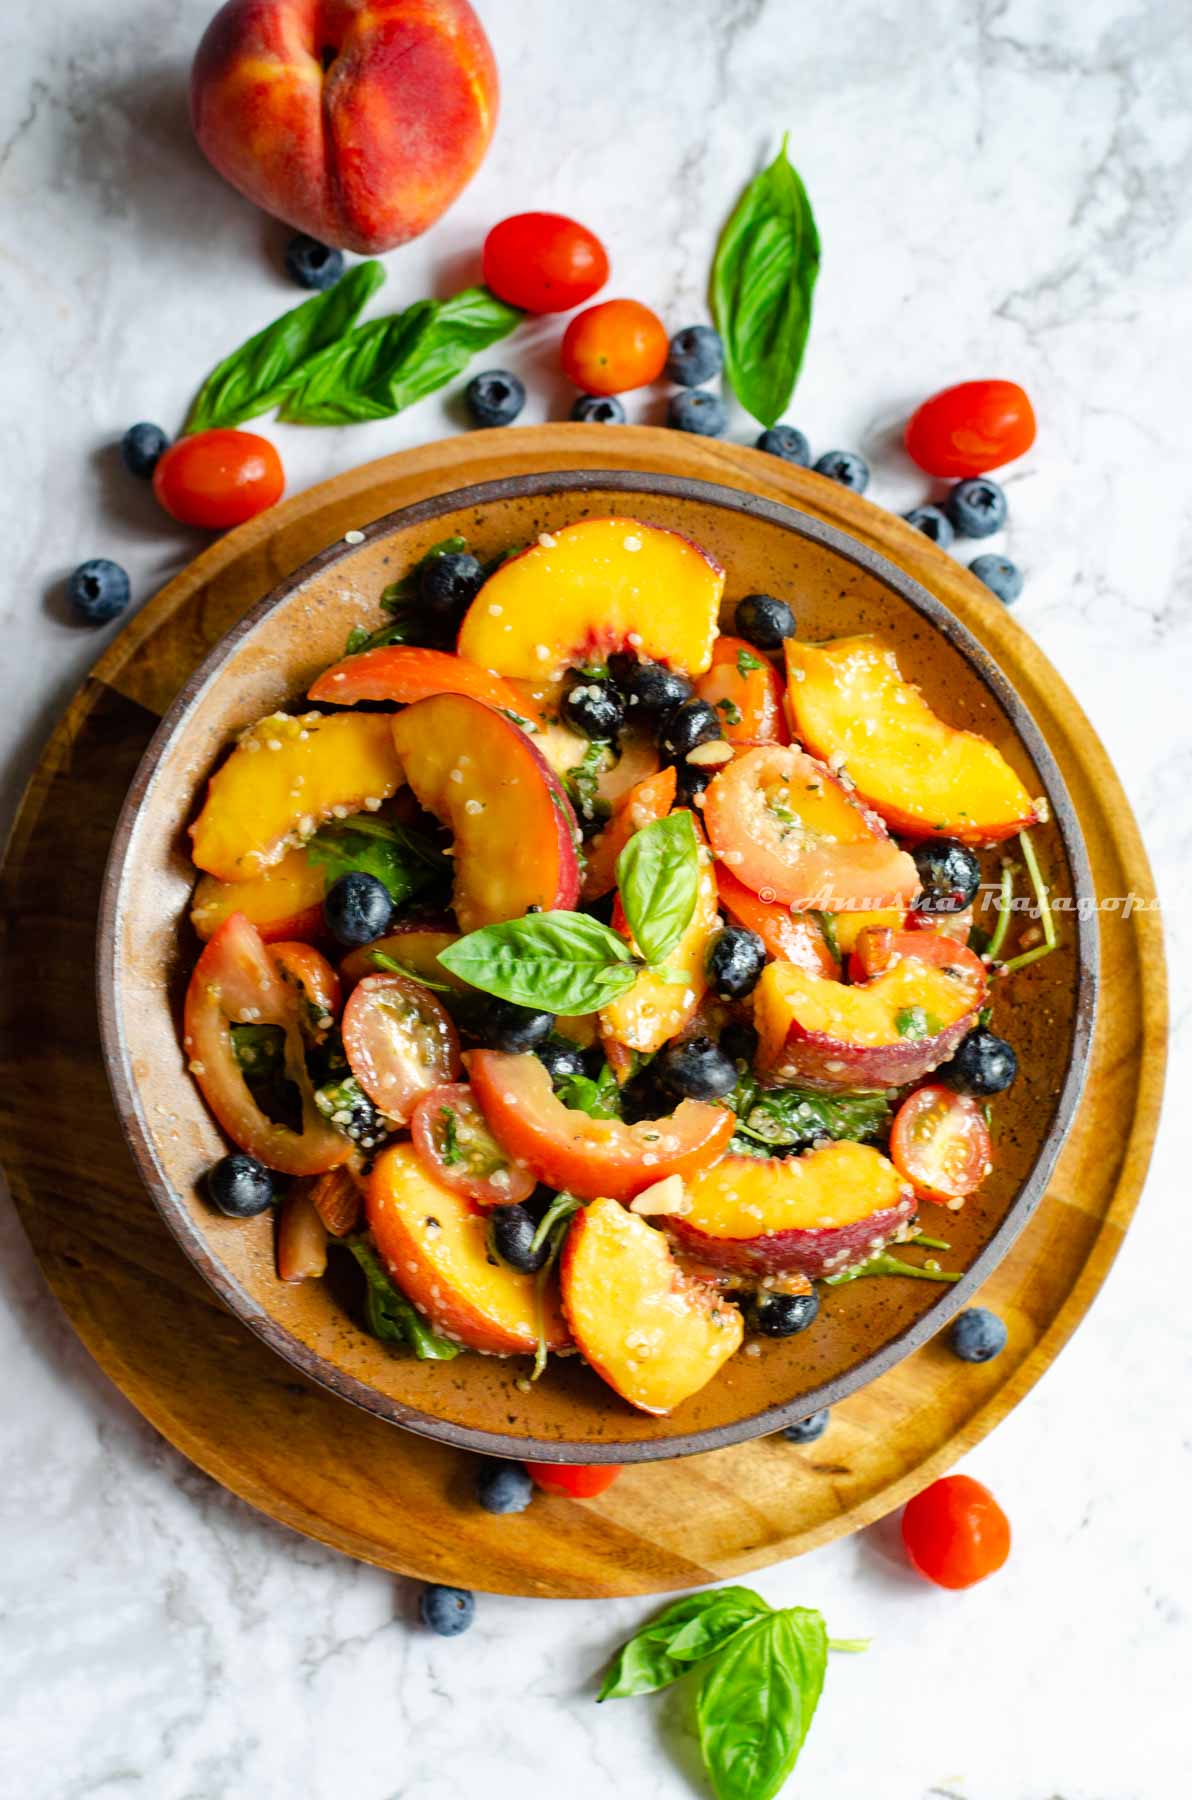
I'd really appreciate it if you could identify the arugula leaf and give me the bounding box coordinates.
[278,287,523,426]
[438,912,639,1015]
[735,1084,892,1151]
[696,1609,827,1800]
[554,1058,622,1119]
[599,1589,771,1701]
[616,812,700,966]
[711,137,820,428]
[341,1237,460,1360]
[184,260,386,433]
[306,816,449,909]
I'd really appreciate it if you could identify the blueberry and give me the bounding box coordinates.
[570,394,626,424]
[734,593,795,650]
[480,1000,554,1053]
[656,1035,738,1102]
[667,389,728,437]
[943,1026,1018,1096]
[720,1021,759,1067]
[419,1584,475,1636]
[609,657,693,722]
[755,425,810,466]
[475,1458,534,1514]
[781,1409,830,1444]
[658,698,722,765]
[67,559,131,625]
[948,1306,1008,1363]
[466,369,526,428]
[283,233,345,291]
[562,676,624,742]
[323,872,394,947]
[903,504,954,548]
[969,554,1023,603]
[536,1038,588,1082]
[911,839,981,913]
[813,450,869,493]
[946,477,1007,538]
[487,1204,549,1275]
[207,1151,274,1218]
[666,324,723,387]
[120,422,169,479]
[707,926,766,1000]
[675,761,716,809]
[750,1289,820,1337]
[419,551,486,620]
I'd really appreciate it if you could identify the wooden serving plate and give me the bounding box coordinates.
[0,426,1166,1596]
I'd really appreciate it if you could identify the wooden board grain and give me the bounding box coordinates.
[0,426,1166,1596]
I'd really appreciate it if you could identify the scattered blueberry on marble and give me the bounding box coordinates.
[419,1584,476,1636]
[667,389,728,436]
[665,324,724,387]
[946,476,1007,537]
[67,558,131,624]
[756,425,811,465]
[782,1409,830,1444]
[475,1459,535,1515]
[969,553,1023,603]
[813,450,869,493]
[903,504,954,548]
[120,422,170,479]
[570,394,626,423]
[466,369,526,428]
[284,233,345,290]
[948,1307,1008,1363]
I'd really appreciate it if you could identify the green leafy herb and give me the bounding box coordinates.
[895,1005,943,1040]
[981,860,1015,962]
[341,1237,460,1360]
[437,912,639,1015]
[184,260,386,433]
[825,1249,962,1286]
[344,625,372,657]
[306,815,449,909]
[736,647,765,677]
[527,1193,584,1380]
[811,910,841,964]
[735,1083,892,1151]
[599,1589,770,1700]
[563,739,614,823]
[554,1058,622,1119]
[439,1106,461,1167]
[380,536,470,612]
[368,949,455,994]
[616,812,700,966]
[231,1022,285,1080]
[997,827,1059,975]
[716,697,743,727]
[278,286,523,426]
[711,136,820,429]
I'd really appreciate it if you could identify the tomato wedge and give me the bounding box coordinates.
[890,1084,991,1204]
[270,941,341,1045]
[183,913,351,1176]
[308,645,525,714]
[695,636,789,744]
[466,1050,734,1202]
[524,1462,622,1497]
[580,766,677,901]
[341,973,460,1123]
[848,927,987,992]
[411,1082,537,1206]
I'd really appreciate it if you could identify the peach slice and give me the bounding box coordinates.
[339,926,463,992]
[391,693,580,929]
[367,1143,570,1357]
[582,766,677,901]
[784,636,1039,844]
[670,1144,915,1277]
[456,518,725,681]
[560,1196,743,1414]
[831,908,908,954]
[308,645,525,713]
[190,712,404,881]
[599,834,721,1074]
[715,864,838,976]
[753,936,987,1091]
[703,743,920,912]
[191,846,327,943]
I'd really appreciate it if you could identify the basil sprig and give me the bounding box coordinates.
[437,912,639,1015]
[615,812,700,965]
[341,1237,460,1361]
[306,815,449,909]
[711,136,820,428]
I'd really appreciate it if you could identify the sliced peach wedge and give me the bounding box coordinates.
[191,846,328,944]
[338,926,463,992]
[784,636,1038,844]
[308,644,525,714]
[456,518,725,682]
[715,864,838,976]
[560,1196,743,1414]
[391,693,580,930]
[581,766,677,901]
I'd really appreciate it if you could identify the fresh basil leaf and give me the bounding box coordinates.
[438,912,638,1015]
[553,1058,622,1119]
[711,137,820,428]
[696,1607,827,1800]
[599,1588,771,1701]
[368,949,454,994]
[278,286,523,426]
[306,816,449,909]
[184,260,386,433]
[616,812,700,966]
[825,1250,961,1287]
[341,1237,460,1360]
[737,1086,892,1151]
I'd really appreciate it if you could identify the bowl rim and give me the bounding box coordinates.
[97,468,1098,1462]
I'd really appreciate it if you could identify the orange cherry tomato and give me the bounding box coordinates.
[904,381,1036,478]
[524,1462,622,1498]
[901,1474,1011,1588]
[696,636,790,745]
[561,300,668,395]
[410,1082,536,1207]
[483,212,609,314]
[154,429,284,529]
[890,1083,991,1204]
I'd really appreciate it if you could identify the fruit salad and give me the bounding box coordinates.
[182,516,1052,1416]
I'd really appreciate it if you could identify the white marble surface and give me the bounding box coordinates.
[2,1,1191,1795]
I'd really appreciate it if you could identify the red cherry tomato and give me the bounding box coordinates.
[154,429,284,529]
[410,1082,537,1206]
[524,1462,623,1498]
[890,1083,991,1204]
[483,213,609,314]
[904,381,1036,478]
[901,1474,1011,1588]
[341,974,460,1125]
[561,300,668,395]
[695,635,790,745]
[270,941,341,1046]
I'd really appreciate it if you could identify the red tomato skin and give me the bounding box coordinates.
[901,1474,1011,1588]
[154,430,285,530]
[483,213,609,314]
[524,1462,622,1498]
[904,381,1036,478]
[410,1081,537,1207]
[890,1083,991,1204]
[561,300,668,395]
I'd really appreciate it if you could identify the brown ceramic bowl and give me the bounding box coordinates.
[98,471,1096,1462]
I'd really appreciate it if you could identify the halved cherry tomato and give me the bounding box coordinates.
[411,1082,536,1206]
[308,646,524,714]
[153,429,285,530]
[901,1474,1011,1588]
[890,1084,991,1204]
[524,1462,622,1498]
[696,637,790,745]
[483,213,609,314]
[849,926,987,994]
[270,942,341,1045]
[341,973,460,1124]
[715,865,838,976]
[277,1187,329,1282]
[904,381,1036,478]
[561,300,668,396]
